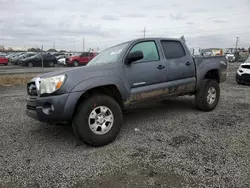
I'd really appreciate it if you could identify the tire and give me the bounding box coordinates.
[4,63,8,66]
[73,94,123,146]
[28,62,34,67]
[236,79,241,84]
[235,75,241,85]
[48,61,54,67]
[195,79,220,111]
[73,60,79,66]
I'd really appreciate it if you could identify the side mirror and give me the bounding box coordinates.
[125,51,143,64]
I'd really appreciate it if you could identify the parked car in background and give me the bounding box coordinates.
[9,52,26,62]
[26,37,227,146]
[20,53,57,67]
[49,52,65,58]
[0,52,7,57]
[57,57,67,66]
[56,54,67,60]
[0,55,9,65]
[5,53,15,59]
[225,53,235,62]
[66,52,96,66]
[56,55,70,66]
[236,55,250,85]
[11,52,37,64]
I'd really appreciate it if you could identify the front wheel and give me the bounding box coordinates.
[73,94,123,146]
[73,60,79,67]
[28,62,34,67]
[195,79,220,111]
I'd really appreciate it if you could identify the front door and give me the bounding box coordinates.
[79,52,90,64]
[124,40,167,102]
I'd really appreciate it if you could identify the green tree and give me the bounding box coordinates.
[248,47,250,52]
[47,48,57,52]
[27,48,41,52]
[59,50,66,52]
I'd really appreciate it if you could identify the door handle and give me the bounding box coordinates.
[157,65,165,70]
[185,62,191,66]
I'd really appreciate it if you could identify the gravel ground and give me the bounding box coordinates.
[0,62,249,188]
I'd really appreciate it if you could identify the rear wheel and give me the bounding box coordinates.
[73,94,123,146]
[73,60,79,67]
[195,79,220,111]
[28,62,34,67]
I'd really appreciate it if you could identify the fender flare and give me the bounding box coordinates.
[71,75,128,101]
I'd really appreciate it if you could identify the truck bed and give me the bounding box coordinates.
[193,56,228,88]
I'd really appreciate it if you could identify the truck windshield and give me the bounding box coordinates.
[88,42,129,66]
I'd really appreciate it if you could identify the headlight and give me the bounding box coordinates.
[40,75,66,94]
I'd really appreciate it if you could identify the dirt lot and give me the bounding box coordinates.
[0,62,249,188]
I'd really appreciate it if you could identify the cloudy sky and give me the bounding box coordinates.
[0,0,249,51]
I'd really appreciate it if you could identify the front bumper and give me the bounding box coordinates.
[236,73,250,85]
[26,94,69,122]
[26,91,83,122]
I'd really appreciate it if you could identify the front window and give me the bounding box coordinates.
[129,41,159,62]
[88,42,129,66]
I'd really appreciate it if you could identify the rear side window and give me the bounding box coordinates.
[81,52,90,57]
[129,41,159,62]
[161,40,186,59]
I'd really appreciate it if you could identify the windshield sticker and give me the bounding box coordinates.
[110,50,122,55]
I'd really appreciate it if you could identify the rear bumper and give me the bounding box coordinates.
[236,73,250,85]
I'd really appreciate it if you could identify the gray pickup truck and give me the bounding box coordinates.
[26,38,227,146]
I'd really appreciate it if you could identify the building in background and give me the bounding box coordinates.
[201,48,223,56]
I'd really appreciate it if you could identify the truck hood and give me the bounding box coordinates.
[37,62,120,93]
[39,62,119,81]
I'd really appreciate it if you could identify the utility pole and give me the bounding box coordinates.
[143,26,146,38]
[41,45,44,73]
[73,41,75,53]
[53,42,55,50]
[82,38,85,52]
[235,37,239,51]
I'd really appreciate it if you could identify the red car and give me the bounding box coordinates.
[0,56,8,65]
[67,52,96,66]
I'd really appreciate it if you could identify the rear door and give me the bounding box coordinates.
[79,52,90,64]
[160,40,196,91]
[124,40,167,102]
[42,54,54,65]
